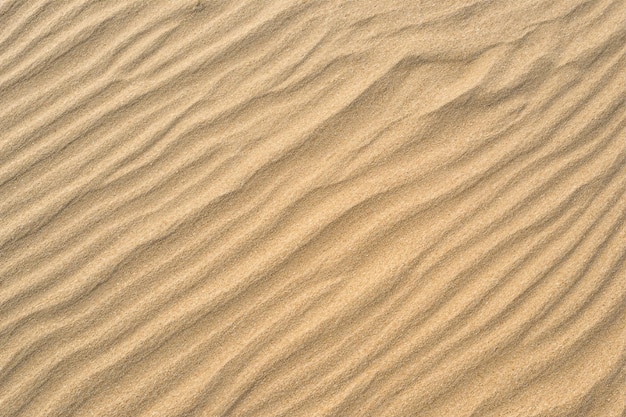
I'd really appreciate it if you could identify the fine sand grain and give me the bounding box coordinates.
[1,1,625,416]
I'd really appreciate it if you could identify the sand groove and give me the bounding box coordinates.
[0,0,625,416]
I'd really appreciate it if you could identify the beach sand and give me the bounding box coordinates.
[0,1,625,416]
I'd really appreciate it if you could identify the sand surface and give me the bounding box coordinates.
[1,1,625,416]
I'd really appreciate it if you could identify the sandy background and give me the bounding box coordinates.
[0,0,625,416]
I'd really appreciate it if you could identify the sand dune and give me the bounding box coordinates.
[0,0,625,416]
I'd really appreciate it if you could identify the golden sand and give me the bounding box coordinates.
[0,1,625,416]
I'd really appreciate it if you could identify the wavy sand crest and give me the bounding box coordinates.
[0,0,625,416]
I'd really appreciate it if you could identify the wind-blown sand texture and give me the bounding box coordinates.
[1,0,625,416]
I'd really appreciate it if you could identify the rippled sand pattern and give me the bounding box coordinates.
[1,1,626,416]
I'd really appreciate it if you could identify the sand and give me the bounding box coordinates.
[0,0,625,416]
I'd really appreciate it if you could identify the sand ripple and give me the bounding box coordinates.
[0,0,625,416]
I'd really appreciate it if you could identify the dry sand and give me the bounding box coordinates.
[0,0,625,416]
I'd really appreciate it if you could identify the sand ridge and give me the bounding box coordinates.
[0,0,625,416]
